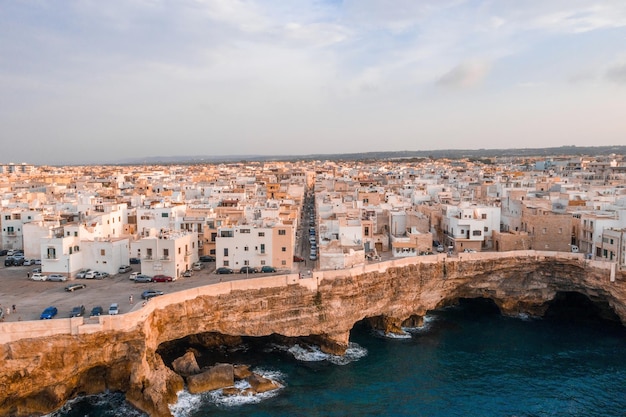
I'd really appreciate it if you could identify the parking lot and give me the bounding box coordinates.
[0,260,293,322]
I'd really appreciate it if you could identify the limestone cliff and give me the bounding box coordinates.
[0,253,624,416]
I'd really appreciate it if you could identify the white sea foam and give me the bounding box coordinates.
[404,314,437,334]
[285,342,367,365]
[169,390,204,417]
[374,329,412,339]
[170,368,286,411]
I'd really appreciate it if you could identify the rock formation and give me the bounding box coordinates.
[0,253,624,416]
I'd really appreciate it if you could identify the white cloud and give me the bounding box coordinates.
[437,60,491,88]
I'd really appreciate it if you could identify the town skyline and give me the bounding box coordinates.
[2,1,626,165]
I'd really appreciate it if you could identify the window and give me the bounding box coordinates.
[558,228,563,234]
[100,249,106,256]
[484,227,488,232]
[258,232,265,237]
[281,260,286,265]
[211,232,217,242]
[244,246,249,251]
[364,226,370,236]
[224,248,229,256]
[164,249,169,258]
[481,213,487,219]
[472,230,482,236]
[147,248,152,258]
[210,249,216,255]
[278,229,286,236]
[162,213,169,218]
[224,260,229,266]
[244,260,249,265]
[74,231,78,237]
[260,244,265,254]
[240,228,250,234]
[282,247,286,252]
[542,228,547,234]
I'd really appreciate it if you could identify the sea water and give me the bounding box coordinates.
[50,299,626,417]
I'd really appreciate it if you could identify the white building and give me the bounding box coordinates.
[130,230,197,279]
[216,224,293,271]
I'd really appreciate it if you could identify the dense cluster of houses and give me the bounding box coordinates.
[1,153,625,278]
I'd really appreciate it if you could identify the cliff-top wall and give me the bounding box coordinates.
[1,251,624,417]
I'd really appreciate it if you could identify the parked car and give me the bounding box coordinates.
[129,257,141,264]
[84,270,99,279]
[70,305,85,317]
[23,259,34,266]
[94,272,109,279]
[152,274,173,282]
[40,306,58,320]
[192,262,204,271]
[141,289,164,300]
[182,269,193,277]
[199,255,216,262]
[109,303,119,315]
[90,306,103,316]
[261,266,276,273]
[239,266,257,274]
[4,258,13,267]
[133,275,153,283]
[118,265,132,273]
[129,272,140,280]
[33,259,41,265]
[47,274,67,282]
[76,269,92,279]
[11,257,24,266]
[32,267,42,274]
[293,255,305,263]
[0,249,7,256]
[30,273,48,281]
[65,283,87,292]
[309,254,317,261]
[216,267,234,274]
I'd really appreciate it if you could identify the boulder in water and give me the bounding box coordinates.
[247,372,280,393]
[186,363,234,394]
[171,351,200,376]
[233,364,252,380]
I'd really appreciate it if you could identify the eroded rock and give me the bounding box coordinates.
[186,363,234,394]
[172,351,200,376]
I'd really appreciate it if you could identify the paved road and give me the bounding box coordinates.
[0,260,295,322]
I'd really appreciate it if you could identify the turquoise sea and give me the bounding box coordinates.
[51,298,626,417]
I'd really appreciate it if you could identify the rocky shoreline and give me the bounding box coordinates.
[0,252,624,416]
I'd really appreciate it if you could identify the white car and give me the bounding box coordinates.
[109,303,119,315]
[84,271,98,279]
[129,272,139,281]
[31,273,48,281]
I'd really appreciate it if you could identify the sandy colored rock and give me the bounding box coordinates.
[233,364,252,380]
[247,373,280,393]
[172,351,200,376]
[186,363,234,394]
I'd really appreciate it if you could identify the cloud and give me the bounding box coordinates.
[437,60,491,88]
[605,62,626,84]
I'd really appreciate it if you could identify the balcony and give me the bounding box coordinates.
[160,256,171,262]
[144,255,153,261]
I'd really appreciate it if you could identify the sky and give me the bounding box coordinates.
[1,0,626,165]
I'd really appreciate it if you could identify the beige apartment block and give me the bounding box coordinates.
[521,205,572,252]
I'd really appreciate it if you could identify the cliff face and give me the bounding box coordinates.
[1,254,624,416]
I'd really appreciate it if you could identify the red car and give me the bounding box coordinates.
[293,255,306,262]
[152,274,173,282]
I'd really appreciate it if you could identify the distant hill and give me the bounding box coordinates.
[112,145,626,165]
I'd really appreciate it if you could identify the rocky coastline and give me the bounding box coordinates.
[0,252,624,416]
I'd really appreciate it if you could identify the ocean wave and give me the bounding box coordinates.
[404,314,437,334]
[284,342,367,365]
[170,390,204,416]
[170,368,285,414]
